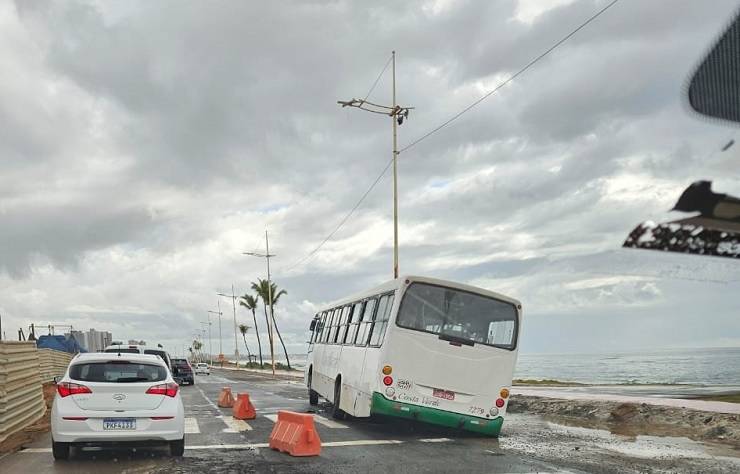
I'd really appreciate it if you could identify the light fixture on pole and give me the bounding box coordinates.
[243,230,277,375]
[338,51,412,279]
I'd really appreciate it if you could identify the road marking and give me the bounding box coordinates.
[197,386,220,411]
[20,439,407,454]
[218,415,253,432]
[322,440,403,447]
[185,417,200,434]
[313,415,349,429]
[419,438,452,443]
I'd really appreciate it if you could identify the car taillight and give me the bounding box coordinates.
[57,382,92,398]
[146,383,179,397]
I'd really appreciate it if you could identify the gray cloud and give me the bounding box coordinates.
[1,0,739,355]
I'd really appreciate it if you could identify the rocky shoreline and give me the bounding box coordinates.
[508,394,740,447]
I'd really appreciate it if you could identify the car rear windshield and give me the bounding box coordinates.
[104,348,140,354]
[144,350,168,361]
[171,360,192,369]
[69,362,167,383]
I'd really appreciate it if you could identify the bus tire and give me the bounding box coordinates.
[331,377,346,420]
[308,369,319,406]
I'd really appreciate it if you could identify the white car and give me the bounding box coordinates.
[194,363,210,375]
[51,353,185,460]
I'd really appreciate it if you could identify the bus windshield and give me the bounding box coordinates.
[396,282,518,350]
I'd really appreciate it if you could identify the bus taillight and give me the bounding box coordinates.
[495,398,505,408]
[382,365,392,375]
[500,388,510,399]
[383,376,393,386]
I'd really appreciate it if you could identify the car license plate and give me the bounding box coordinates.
[432,389,455,400]
[103,418,136,430]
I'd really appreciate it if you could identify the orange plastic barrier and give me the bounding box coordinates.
[217,386,235,408]
[268,411,321,457]
[232,392,256,420]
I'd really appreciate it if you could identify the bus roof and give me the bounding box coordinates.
[318,275,522,313]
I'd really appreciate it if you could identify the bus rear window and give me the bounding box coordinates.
[396,283,518,350]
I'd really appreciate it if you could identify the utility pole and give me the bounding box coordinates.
[243,230,277,375]
[217,285,241,369]
[338,51,412,279]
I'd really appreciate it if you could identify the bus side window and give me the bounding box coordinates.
[370,294,394,347]
[333,306,348,343]
[355,298,377,346]
[337,306,352,344]
[321,310,332,343]
[326,308,339,343]
[317,311,328,343]
[347,301,364,344]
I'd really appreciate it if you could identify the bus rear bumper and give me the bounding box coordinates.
[370,392,503,437]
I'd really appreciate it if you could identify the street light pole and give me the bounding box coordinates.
[243,230,277,376]
[200,320,212,365]
[338,51,411,279]
[208,305,223,364]
[217,286,241,370]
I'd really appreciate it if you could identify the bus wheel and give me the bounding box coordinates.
[308,370,319,406]
[331,377,346,420]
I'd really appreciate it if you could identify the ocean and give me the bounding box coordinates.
[514,347,740,386]
[280,347,740,387]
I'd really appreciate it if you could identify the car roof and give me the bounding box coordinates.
[71,352,165,365]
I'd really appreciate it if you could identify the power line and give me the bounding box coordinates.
[363,54,393,102]
[399,0,619,153]
[283,0,620,272]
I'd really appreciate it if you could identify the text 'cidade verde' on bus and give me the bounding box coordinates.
[306,275,522,436]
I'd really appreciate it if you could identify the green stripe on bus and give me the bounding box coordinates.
[370,392,504,437]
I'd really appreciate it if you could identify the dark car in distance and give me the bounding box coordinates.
[171,358,195,385]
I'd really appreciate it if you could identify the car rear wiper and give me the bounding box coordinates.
[115,377,151,382]
[438,333,474,347]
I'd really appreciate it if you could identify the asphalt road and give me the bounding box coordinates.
[1,368,739,473]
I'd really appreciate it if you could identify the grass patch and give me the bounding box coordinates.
[513,378,587,386]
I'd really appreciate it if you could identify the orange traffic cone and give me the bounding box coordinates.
[232,392,257,420]
[217,386,235,408]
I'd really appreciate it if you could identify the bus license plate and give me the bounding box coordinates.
[432,389,455,400]
[103,418,136,430]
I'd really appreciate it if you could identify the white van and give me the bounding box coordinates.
[103,343,145,354]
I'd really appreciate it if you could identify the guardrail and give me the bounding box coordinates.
[38,348,73,383]
[0,342,46,444]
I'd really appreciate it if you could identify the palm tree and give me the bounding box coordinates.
[238,324,253,363]
[239,294,264,368]
[251,278,290,369]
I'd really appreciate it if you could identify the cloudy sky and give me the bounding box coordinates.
[1,0,739,359]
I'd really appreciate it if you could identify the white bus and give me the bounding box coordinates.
[305,275,521,436]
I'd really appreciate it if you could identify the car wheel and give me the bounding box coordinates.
[331,378,346,420]
[170,437,185,457]
[308,371,319,406]
[52,440,70,461]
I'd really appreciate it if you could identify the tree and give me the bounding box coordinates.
[239,294,264,368]
[251,278,290,369]
[238,324,253,363]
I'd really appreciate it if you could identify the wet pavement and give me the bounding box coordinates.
[1,368,739,473]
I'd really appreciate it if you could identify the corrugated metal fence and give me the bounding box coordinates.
[0,342,70,444]
[38,348,73,383]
